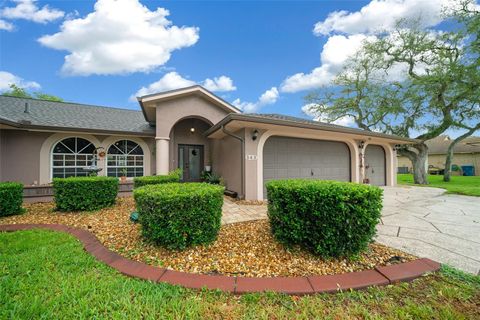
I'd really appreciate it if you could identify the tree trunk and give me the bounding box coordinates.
[443,145,454,182]
[398,143,429,184]
[443,124,480,182]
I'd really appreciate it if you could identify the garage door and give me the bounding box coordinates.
[263,136,351,195]
[364,144,386,186]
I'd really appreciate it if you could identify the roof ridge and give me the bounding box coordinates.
[0,95,142,113]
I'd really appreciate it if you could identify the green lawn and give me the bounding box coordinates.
[397,174,480,197]
[1,230,479,319]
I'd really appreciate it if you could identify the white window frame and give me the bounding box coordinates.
[106,140,145,178]
[51,137,95,179]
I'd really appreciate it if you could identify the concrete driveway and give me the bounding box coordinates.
[377,186,480,275]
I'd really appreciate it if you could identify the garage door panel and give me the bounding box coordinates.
[365,145,386,186]
[263,136,351,196]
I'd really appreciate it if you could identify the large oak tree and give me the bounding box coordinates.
[305,1,479,184]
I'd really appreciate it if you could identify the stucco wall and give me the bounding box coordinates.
[211,129,243,195]
[398,153,480,175]
[0,129,51,185]
[155,95,230,138]
[0,129,155,185]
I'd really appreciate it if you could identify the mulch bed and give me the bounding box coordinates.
[0,197,416,277]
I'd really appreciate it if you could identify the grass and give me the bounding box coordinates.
[1,229,479,319]
[397,174,480,197]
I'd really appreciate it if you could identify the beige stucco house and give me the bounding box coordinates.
[397,135,480,176]
[0,86,416,200]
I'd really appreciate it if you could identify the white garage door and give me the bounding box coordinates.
[364,144,386,186]
[263,136,351,195]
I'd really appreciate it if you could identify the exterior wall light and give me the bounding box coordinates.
[190,127,195,133]
[252,129,259,141]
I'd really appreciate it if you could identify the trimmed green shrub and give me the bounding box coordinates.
[0,182,24,216]
[134,183,224,250]
[133,169,182,188]
[53,176,119,211]
[266,179,383,258]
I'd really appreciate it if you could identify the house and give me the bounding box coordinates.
[0,85,416,200]
[397,135,480,176]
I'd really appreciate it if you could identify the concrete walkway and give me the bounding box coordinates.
[377,186,480,275]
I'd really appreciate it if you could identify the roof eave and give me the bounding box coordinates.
[0,117,155,137]
[205,114,419,144]
[137,98,155,126]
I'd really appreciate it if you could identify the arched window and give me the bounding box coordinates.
[107,140,144,177]
[52,137,96,178]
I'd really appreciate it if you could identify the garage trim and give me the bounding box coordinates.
[256,130,360,200]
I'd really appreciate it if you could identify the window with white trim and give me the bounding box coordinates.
[107,140,144,177]
[52,137,96,178]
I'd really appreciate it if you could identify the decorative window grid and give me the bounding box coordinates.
[106,140,144,178]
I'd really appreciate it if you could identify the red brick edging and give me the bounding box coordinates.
[0,224,441,295]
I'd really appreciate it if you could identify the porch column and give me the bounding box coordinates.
[359,146,366,183]
[155,137,169,175]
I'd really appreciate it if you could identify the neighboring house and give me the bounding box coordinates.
[397,135,480,176]
[0,85,415,200]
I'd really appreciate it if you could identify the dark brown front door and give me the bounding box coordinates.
[178,144,204,182]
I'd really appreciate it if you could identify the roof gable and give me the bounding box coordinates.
[137,85,241,125]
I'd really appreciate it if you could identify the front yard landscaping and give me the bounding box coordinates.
[397,174,480,197]
[3,177,477,317]
[1,229,479,319]
[0,197,414,277]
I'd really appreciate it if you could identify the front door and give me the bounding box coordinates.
[178,144,204,182]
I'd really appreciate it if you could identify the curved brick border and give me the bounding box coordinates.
[0,224,441,295]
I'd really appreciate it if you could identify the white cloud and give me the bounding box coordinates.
[258,87,279,105]
[281,0,457,94]
[1,0,64,24]
[0,19,14,31]
[203,76,236,92]
[0,71,41,91]
[232,87,279,113]
[131,71,236,100]
[302,103,355,127]
[313,0,454,36]
[281,34,374,93]
[38,0,199,76]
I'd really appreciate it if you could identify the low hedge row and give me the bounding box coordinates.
[53,176,119,211]
[266,179,383,258]
[133,169,182,188]
[0,182,23,216]
[134,182,224,250]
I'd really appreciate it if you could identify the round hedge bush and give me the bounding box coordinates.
[266,179,383,258]
[0,182,24,216]
[134,183,224,250]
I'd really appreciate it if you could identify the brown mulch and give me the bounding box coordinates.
[0,198,416,277]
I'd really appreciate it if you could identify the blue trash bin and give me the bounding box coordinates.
[461,165,475,176]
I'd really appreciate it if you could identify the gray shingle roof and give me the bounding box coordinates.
[239,113,417,143]
[0,96,154,135]
[244,113,352,130]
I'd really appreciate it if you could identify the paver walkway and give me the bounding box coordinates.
[377,186,480,275]
[222,186,480,275]
[221,197,267,224]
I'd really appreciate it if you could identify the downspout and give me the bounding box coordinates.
[221,125,245,199]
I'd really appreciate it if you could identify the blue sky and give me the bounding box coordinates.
[0,0,459,123]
